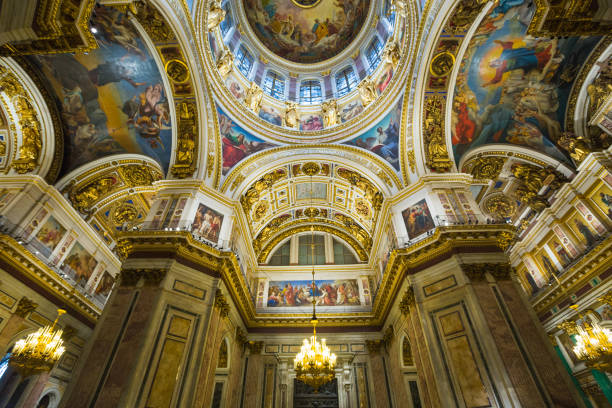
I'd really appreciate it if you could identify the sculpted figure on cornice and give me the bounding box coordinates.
[390,0,409,18]
[207,0,226,32]
[587,58,612,117]
[424,96,452,172]
[283,101,299,129]
[358,77,377,107]
[321,99,339,128]
[245,83,264,113]
[383,41,401,68]
[558,132,592,164]
[511,163,566,212]
[216,48,234,79]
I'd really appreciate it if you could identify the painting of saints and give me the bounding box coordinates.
[218,107,275,174]
[402,199,435,239]
[599,192,612,219]
[63,243,98,285]
[574,218,597,247]
[95,271,115,298]
[540,254,557,277]
[344,98,402,169]
[35,216,66,252]
[266,279,361,307]
[191,203,224,243]
[552,240,572,266]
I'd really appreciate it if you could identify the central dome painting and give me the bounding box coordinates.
[244,0,370,63]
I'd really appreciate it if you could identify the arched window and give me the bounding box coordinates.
[217,339,228,369]
[333,239,357,264]
[298,234,325,265]
[263,71,285,100]
[384,0,396,27]
[335,66,357,97]
[366,37,384,75]
[269,240,290,265]
[402,336,414,366]
[235,46,254,77]
[299,80,323,105]
[220,5,233,35]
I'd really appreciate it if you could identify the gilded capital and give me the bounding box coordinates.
[399,287,415,315]
[365,339,384,354]
[247,340,264,354]
[15,297,38,317]
[215,289,231,317]
[119,268,167,287]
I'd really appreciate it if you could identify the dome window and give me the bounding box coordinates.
[235,46,254,77]
[299,80,323,105]
[366,37,384,75]
[263,70,286,100]
[335,66,357,97]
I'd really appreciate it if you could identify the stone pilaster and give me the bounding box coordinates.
[0,296,37,353]
[242,342,264,408]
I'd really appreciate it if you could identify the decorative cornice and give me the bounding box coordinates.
[398,287,415,315]
[0,235,100,326]
[214,289,230,317]
[119,268,167,287]
[247,340,264,354]
[462,263,513,282]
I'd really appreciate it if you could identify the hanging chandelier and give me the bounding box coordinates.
[561,305,612,372]
[293,175,337,391]
[9,309,66,376]
[293,270,337,391]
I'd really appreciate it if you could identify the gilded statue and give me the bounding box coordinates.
[558,132,591,164]
[383,41,401,67]
[390,0,408,18]
[358,77,377,106]
[207,0,226,32]
[71,176,117,213]
[216,48,234,79]
[423,96,452,172]
[283,101,299,128]
[321,99,339,128]
[587,58,612,116]
[245,83,263,113]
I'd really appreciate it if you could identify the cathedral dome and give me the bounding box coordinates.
[243,0,371,64]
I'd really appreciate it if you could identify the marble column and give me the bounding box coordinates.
[21,372,50,408]
[365,341,391,408]
[241,342,264,408]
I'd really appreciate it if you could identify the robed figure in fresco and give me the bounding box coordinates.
[483,40,554,87]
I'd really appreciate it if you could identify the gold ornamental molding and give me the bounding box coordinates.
[116,225,516,328]
[0,0,97,56]
[527,0,612,37]
[0,235,100,326]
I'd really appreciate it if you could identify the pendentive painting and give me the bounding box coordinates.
[267,279,360,307]
[30,5,172,176]
[402,199,435,239]
[243,0,370,63]
[450,0,601,165]
[34,216,66,252]
[344,97,401,170]
[191,203,224,243]
[63,242,98,285]
[217,106,276,175]
[95,271,115,299]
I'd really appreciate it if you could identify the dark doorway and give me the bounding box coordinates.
[293,378,339,408]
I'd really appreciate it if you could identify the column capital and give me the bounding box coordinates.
[214,289,231,317]
[365,339,384,354]
[462,263,513,282]
[119,268,166,287]
[247,340,264,354]
[398,287,415,315]
[14,296,37,317]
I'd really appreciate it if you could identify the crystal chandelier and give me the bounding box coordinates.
[293,270,337,391]
[293,175,337,391]
[9,309,66,376]
[572,318,612,372]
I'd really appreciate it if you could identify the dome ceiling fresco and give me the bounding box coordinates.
[243,0,370,63]
[29,5,172,177]
[450,0,600,166]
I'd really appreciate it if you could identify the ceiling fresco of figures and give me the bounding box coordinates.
[344,96,402,171]
[244,0,370,63]
[218,105,278,175]
[30,5,172,177]
[450,0,600,166]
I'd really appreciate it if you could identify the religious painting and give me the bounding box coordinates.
[217,106,276,174]
[299,114,324,131]
[34,216,66,252]
[591,183,612,221]
[266,279,360,307]
[95,271,115,298]
[243,0,370,63]
[402,199,435,239]
[226,76,245,100]
[547,238,572,268]
[376,64,393,94]
[191,203,224,243]
[296,182,327,200]
[31,5,172,176]
[523,256,546,293]
[259,105,283,126]
[568,212,600,248]
[63,242,98,285]
[450,0,601,166]
[344,97,401,170]
[535,249,558,277]
[340,100,364,122]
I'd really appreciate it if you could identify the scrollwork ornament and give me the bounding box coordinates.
[466,156,505,180]
[483,193,517,219]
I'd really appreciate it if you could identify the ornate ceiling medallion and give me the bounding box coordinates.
[302,162,320,176]
[290,0,322,8]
